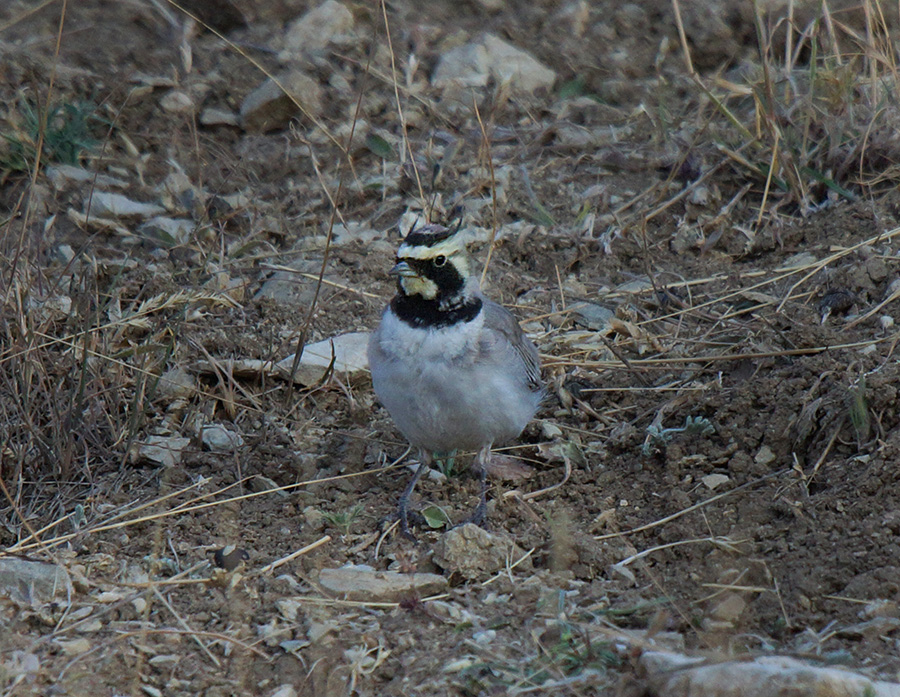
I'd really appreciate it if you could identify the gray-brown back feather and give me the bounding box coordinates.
[481,299,543,393]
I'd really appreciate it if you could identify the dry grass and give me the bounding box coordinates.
[2,0,900,693]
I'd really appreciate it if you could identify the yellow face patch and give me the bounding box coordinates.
[399,274,439,299]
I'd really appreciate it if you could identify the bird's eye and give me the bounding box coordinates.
[433,255,447,267]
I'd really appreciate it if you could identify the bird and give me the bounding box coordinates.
[368,222,543,536]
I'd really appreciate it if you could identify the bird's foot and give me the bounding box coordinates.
[379,500,426,540]
[455,477,489,529]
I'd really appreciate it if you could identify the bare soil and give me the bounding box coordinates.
[2,0,900,695]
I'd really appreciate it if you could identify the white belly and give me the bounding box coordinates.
[369,310,539,453]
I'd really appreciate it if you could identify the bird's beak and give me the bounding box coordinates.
[389,260,418,278]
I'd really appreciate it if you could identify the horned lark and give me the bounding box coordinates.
[368,223,543,536]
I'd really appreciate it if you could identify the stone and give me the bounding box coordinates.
[157,366,196,400]
[283,0,354,57]
[433,524,532,579]
[46,165,127,189]
[84,192,165,219]
[755,445,777,466]
[432,42,490,89]
[132,435,191,467]
[201,424,244,452]
[159,89,196,114]
[317,566,448,602]
[480,34,556,93]
[199,107,240,127]
[433,34,556,94]
[0,557,74,603]
[641,651,900,697]
[571,302,615,331]
[708,593,746,623]
[276,332,370,383]
[138,217,195,246]
[240,70,322,133]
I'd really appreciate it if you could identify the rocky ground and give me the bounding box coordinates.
[2,0,900,695]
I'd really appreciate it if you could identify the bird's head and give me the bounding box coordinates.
[390,223,472,302]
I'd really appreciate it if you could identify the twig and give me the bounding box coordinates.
[259,535,332,575]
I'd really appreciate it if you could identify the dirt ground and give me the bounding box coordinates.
[2,0,900,695]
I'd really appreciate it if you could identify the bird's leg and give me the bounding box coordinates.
[462,444,492,527]
[397,450,429,539]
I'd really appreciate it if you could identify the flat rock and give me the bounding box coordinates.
[277,332,370,383]
[0,557,74,603]
[240,70,322,133]
[433,33,556,94]
[132,435,191,467]
[199,107,240,127]
[432,42,490,89]
[433,524,532,579]
[138,217,195,246]
[84,191,165,219]
[317,566,447,602]
[201,424,244,452]
[571,301,615,331]
[156,366,196,401]
[46,165,127,190]
[256,260,323,308]
[159,89,196,114]
[641,651,900,697]
[283,0,354,57]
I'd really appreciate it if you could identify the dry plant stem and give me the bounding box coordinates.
[670,0,694,75]
[2,0,65,301]
[481,547,536,586]
[162,1,344,151]
[53,561,210,637]
[259,534,332,575]
[594,469,788,541]
[844,281,900,329]
[824,594,873,605]
[769,564,792,628]
[152,585,221,667]
[332,52,450,129]
[380,0,425,203]
[0,0,59,32]
[284,153,347,394]
[193,341,263,412]
[604,225,900,328]
[260,264,380,299]
[8,477,235,555]
[374,518,400,561]
[776,225,900,311]
[8,463,407,555]
[57,629,270,682]
[473,96,500,288]
[546,336,900,371]
[286,594,449,610]
[615,536,747,569]
[642,157,737,223]
[0,470,56,557]
[805,417,843,486]
[756,130,780,229]
[519,454,572,502]
[701,582,771,595]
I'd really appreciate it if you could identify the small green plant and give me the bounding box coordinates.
[433,452,458,477]
[322,503,364,535]
[458,620,618,693]
[643,415,715,455]
[1,99,98,172]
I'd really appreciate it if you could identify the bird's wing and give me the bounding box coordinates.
[481,299,542,392]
